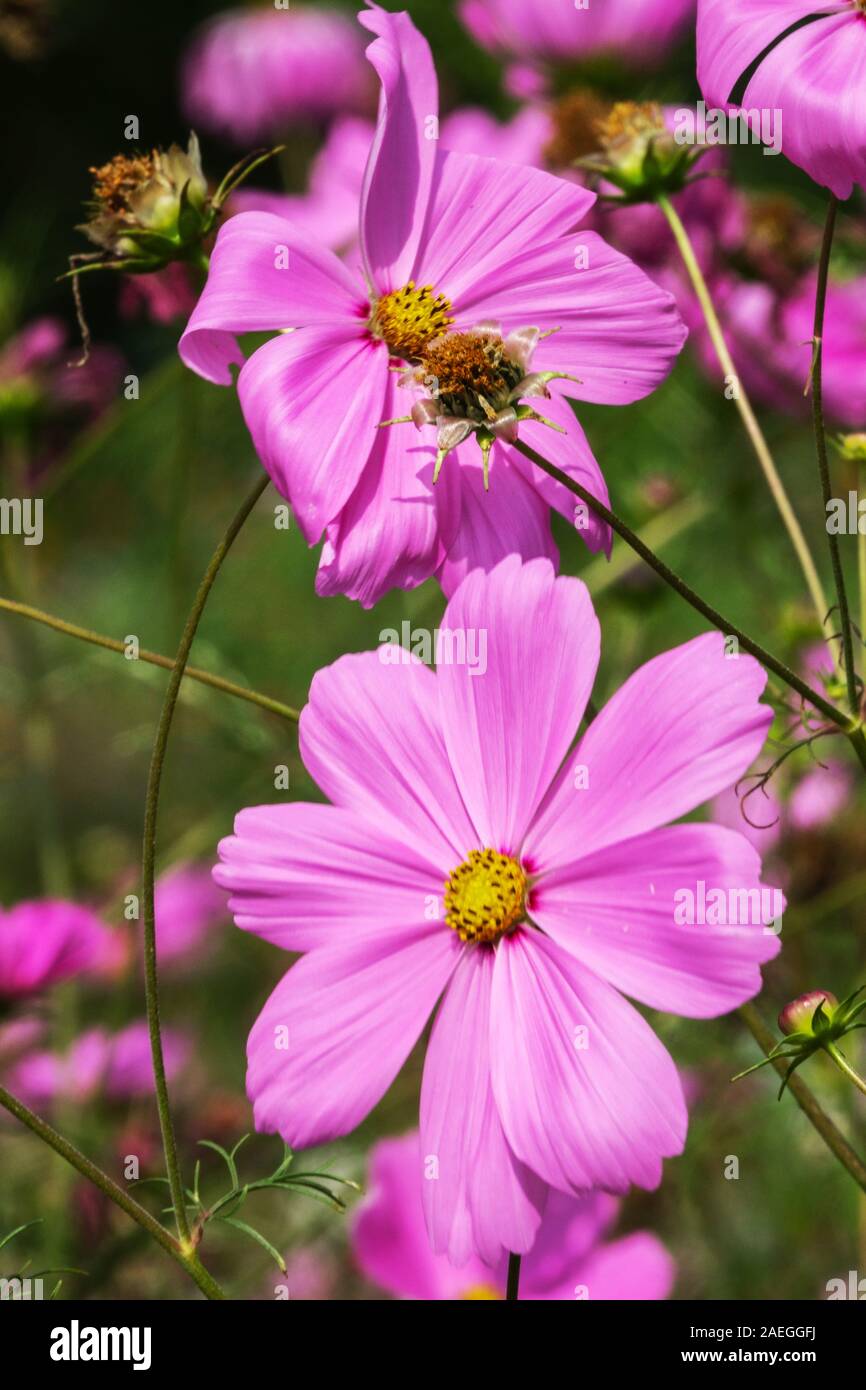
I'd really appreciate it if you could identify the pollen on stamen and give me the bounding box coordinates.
[369,281,454,360]
[444,848,527,946]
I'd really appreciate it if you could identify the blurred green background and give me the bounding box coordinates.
[0,0,865,1300]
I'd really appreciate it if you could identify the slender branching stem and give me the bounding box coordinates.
[0,595,298,723]
[140,474,270,1246]
[0,1084,226,1299]
[512,438,866,774]
[657,192,835,657]
[810,194,860,715]
[739,1004,866,1195]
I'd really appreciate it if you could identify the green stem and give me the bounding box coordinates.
[657,193,835,656]
[0,1083,226,1299]
[826,1043,866,1100]
[141,473,270,1245]
[739,1004,866,1195]
[0,595,298,723]
[506,1252,521,1301]
[811,193,860,715]
[512,438,866,767]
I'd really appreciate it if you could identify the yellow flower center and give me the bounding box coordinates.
[462,1283,502,1300]
[369,281,454,360]
[444,848,526,946]
[414,332,524,420]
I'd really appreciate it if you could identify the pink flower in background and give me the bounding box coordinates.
[181,5,373,144]
[788,761,853,831]
[235,106,550,253]
[233,116,376,253]
[697,0,866,199]
[154,861,228,966]
[118,263,199,325]
[0,317,124,477]
[181,6,685,607]
[688,271,866,427]
[216,556,781,1264]
[0,900,114,1000]
[354,1132,675,1300]
[460,0,695,83]
[6,1021,189,1109]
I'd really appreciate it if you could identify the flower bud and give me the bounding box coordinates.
[834,433,866,464]
[778,990,838,1037]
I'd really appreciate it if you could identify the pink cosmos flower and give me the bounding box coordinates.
[215,556,781,1264]
[180,6,686,607]
[353,1131,675,1300]
[6,1021,189,1109]
[235,106,551,254]
[460,0,695,78]
[688,270,866,426]
[118,263,199,325]
[154,860,228,966]
[181,5,373,144]
[0,899,114,1000]
[697,0,866,199]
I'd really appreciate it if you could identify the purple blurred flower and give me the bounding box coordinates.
[460,0,695,81]
[182,5,373,144]
[787,761,853,832]
[118,263,199,325]
[0,899,114,1000]
[353,1132,675,1299]
[154,861,228,967]
[6,1021,189,1108]
[697,0,866,199]
[0,317,124,476]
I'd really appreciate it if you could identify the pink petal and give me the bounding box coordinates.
[539,1231,675,1301]
[532,823,782,1017]
[359,6,439,290]
[437,556,600,852]
[179,211,363,384]
[417,148,594,303]
[420,948,546,1265]
[315,373,458,606]
[215,803,442,952]
[510,392,612,555]
[526,632,772,865]
[247,923,459,1148]
[299,650,478,872]
[237,326,386,544]
[519,1189,618,1293]
[353,1132,490,1299]
[739,12,866,200]
[435,447,559,599]
[490,930,687,1193]
[457,231,687,404]
[696,0,845,108]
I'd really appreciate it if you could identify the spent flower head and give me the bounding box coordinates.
[577,101,709,203]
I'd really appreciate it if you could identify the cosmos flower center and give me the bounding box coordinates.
[462,1283,501,1300]
[444,848,526,945]
[414,332,525,422]
[89,153,157,215]
[369,281,454,360]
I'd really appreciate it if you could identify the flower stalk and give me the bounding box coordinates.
[0,1083,226,1299]
[656,192,835,658]
[512,437,866,769]
[0,595,299,723]
[810,194,860,716]
[140,473,270,1246]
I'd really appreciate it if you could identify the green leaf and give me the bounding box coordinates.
[0,1219,42,1252]
[218,1217,286,1273]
